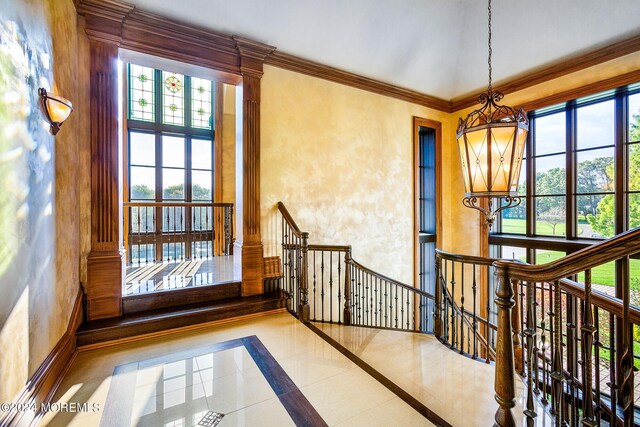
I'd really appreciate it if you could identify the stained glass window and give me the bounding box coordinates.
[191,77,213,129]
[162,71,185,126]
[129,64,155,122]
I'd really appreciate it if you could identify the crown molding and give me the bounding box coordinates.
[518,69,640,113]
[265,51,452,112]
[451,33,640,112]
[75,0,640,113]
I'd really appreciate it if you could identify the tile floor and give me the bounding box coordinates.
[315,322,552,427]
[40,313,432,427]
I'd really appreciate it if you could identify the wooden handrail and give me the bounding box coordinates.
[493,226,640,282]
[308,244,352,252]
[277,201,304,238]
[558,278,640,325]
[124,201,234,207]
[435,248,500,266]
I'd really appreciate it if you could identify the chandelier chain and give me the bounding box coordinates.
[487,0,492,92]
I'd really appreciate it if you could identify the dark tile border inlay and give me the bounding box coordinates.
[306,323,453,427]
[100,336,327,427]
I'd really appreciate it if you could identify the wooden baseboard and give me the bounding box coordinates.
[0,287,84,427]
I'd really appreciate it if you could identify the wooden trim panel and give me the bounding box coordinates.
[451,33,640,112]
[519,69,640,113]
[266,51,451,111]
[0,288,83,427]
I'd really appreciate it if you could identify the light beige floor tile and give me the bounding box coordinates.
[335,397,435,427]
[218,397,295,427]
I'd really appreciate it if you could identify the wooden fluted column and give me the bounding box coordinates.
[233,37,276,296]
[86,41,124,320]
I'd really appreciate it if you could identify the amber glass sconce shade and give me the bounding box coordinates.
[39,88,73,135]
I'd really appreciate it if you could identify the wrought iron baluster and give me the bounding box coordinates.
[608,312,617,424]
[460,264,465,354]
[551,281,563,423]
[337,251,342,324]
[594,307,601,424]
[524,280,537,422]
[329,251,333,323]
[320,251,325,322]
[540,282,548,405]
[405,287,410,330]
[580,269,596,426]
[472,263,478,359]
[313,251,317,321]
[451,260,456,349]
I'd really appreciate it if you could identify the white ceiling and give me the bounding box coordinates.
[126,0,640,100]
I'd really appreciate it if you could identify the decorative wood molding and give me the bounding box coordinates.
[263,256,283,279]
[451,33,640,112]
[77,0,640,115]
[519,69,640,113]
[77,0,241,77]
[266,51,451,111]
[87,40,124,320]
[0,288,84,427]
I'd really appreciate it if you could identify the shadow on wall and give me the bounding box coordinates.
[0,1,56,403]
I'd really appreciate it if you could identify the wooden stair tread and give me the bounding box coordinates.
[77,293,286,347]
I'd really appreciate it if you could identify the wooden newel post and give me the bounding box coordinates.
[493,263,517,427]
[344,247,352,326]
[434,255,442,338]
[299,232,310,323]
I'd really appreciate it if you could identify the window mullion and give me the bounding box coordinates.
[566,102,577,240]
[526,113,534,237]
[615,91,628,234]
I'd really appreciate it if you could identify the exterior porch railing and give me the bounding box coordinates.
[123,201,233,265]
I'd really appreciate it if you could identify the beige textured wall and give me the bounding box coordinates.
[0,0,88,404]
[260,65,474,285]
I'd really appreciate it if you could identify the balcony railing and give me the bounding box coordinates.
[124,202,233,266]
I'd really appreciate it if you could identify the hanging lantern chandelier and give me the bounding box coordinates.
[456,0,528,227]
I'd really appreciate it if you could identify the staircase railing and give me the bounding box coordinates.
[435,249,500,362]
[277,201,434,333]
[492,227,640,427]
[123,201,234,265]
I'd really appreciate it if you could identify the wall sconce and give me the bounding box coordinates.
[39,88,73,135]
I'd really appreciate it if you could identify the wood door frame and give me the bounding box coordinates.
[412,117,442,293]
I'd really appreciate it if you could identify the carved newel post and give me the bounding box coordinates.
[493,262,517,427]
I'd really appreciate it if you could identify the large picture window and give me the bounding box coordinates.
[491,83,640,289]
[125,63,216,264]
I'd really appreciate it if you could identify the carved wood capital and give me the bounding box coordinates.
[233,36,276,77]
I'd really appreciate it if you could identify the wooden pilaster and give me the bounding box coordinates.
[233,37,275,296]
[86,40,124,320]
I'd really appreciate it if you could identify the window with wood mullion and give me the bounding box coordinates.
[126,63,215,207]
